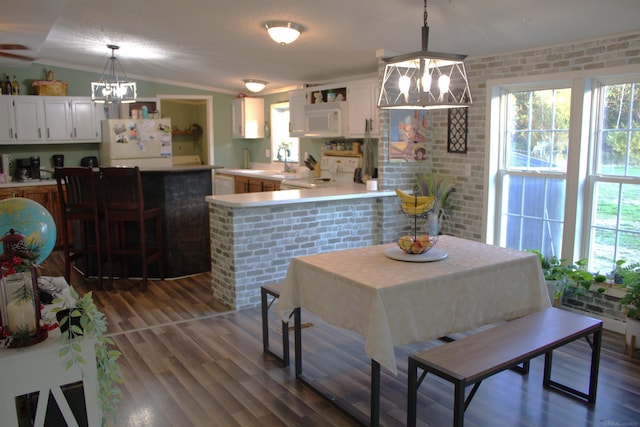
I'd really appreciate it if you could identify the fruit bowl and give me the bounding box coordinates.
[397,234,438,255]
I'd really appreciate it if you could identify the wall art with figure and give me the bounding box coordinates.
[389,110,428,162]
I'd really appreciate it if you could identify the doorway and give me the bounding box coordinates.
[157,95,214,166]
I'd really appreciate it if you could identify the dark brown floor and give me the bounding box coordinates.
[39,250,640,427]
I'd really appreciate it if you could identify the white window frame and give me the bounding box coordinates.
[484,65,640,269]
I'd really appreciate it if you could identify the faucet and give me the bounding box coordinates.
[277,145,292,173]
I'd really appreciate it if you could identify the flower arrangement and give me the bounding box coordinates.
[0,229,47,347]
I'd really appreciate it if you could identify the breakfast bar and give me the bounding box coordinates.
[206,185,398,309]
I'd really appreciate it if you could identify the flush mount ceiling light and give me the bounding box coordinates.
[243,79,268,93]
[264,21,304,45]
[378,0,471,110]
[90,44,137,104]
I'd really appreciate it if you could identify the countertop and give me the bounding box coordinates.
[206,182,394,208]
[216,168,299,181]
[0,165,221,188]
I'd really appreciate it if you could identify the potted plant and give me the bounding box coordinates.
[530,251,599,307]
[620,265,640,354]
[52,287,122,426]
[413,173,455,235]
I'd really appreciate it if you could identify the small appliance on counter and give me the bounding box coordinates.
[80,156,99,167]
[30,156,41,180]
[52,154,64,168]
[15,158,32,181]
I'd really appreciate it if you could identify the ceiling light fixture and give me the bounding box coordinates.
[243,79,268,93]
[378,0,472,110]
[264,21,304,45]
[90,44,137,104]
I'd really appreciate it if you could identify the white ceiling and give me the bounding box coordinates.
[2,0,640,95]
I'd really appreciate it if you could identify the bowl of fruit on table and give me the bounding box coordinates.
[397,234,438,255]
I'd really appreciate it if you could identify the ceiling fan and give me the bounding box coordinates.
[0,44,34,61]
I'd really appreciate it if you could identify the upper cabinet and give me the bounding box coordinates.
[0,96,103,145]
[232,97,264,139]
[288,77,380,138]
[346,78,379,138]
[13,97,46,142]
[289,90,307,137]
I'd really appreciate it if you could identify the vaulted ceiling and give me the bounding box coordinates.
[2,0,639,94]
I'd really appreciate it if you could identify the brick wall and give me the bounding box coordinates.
[210,197,393,309]
[378,31,640,241]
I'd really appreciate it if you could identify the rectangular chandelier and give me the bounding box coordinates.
[90,44,137,104]
[378,50,472,110]
[91,81,137,104]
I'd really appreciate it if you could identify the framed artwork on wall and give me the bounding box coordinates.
[389,110,428,162]
[447,108,468,154]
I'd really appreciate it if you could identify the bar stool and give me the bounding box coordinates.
[99,166,164,291]
[54,167,103,289]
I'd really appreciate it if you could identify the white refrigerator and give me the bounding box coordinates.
[100,119,173,168]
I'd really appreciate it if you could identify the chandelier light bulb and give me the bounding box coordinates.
[438,75,450,94]
[421,72,432,92]
[399,75,411,101]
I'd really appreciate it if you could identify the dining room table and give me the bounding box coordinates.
[275,235,551,426]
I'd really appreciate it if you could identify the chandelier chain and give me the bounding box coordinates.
[424,0,428,26]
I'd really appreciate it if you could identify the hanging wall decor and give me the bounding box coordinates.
[389,110,429,162]
[447,107,467,153]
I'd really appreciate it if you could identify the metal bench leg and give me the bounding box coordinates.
[453,380,465,427]
[281,319,290,367]
[261,287,269,353]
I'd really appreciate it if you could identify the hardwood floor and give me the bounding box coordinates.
[39,250,640,427]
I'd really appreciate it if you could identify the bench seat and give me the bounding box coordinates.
[407,307,603,427]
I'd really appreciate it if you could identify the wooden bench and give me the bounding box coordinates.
[261,283,297,367]
[407,308,603,427]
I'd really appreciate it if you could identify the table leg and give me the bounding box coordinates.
[371,359,380,427]
[292,305,381,426]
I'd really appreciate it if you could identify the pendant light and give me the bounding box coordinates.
[90,44,137,104]
[243,79,268,93]
[264,21,304,45]
[378,0,471,110]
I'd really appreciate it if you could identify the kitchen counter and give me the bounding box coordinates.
[0,179,57,188]
[207,183,400,309]
[216,168,299,181]
[206,182,393,208]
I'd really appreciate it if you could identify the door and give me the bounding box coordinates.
[289,90,307,137]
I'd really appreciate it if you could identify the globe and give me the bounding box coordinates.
[0,197,56,265]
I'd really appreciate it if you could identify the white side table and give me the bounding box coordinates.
[0,329,101,427]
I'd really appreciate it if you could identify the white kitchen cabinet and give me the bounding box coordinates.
[44,97,101,142]
[232,97,264,139]
[0,97,16,143]
[13,97,45,142]
[347,78,379,137]
[43,98,72,141]
[288,90,307,137]
[70,98,101,141]
[0,96,102,145]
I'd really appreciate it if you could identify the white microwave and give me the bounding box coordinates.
[304,102,347,137]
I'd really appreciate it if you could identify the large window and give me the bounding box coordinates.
[487,71,640,273]
[270,102,299,165]
[588,80,640,272]
[497,87,571,257]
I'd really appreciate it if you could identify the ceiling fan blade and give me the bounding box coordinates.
[0,44,28,50]
[0,51,34,61]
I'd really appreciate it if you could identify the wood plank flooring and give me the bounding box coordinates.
[38,250,640,427]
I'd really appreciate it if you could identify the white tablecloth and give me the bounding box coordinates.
[276,236,551,374]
